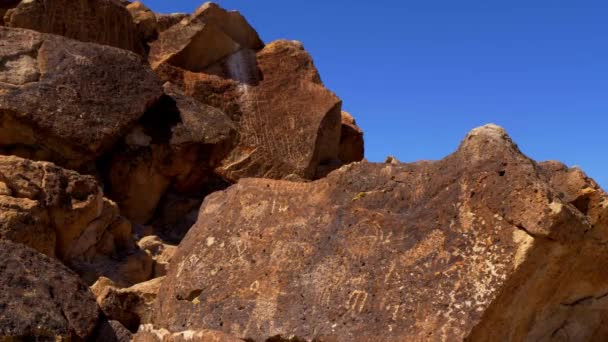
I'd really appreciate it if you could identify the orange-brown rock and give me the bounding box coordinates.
[0,155,152,286]
[339,111,365,163]
[127,1,159,43]
[105,82,235,224]
[95,277,165,331]
[153,125,592,341]
[134,325,243,342]
[4,0,146,54]
[156,13,189,33]
[186,41,342,181]
[0,27,163,169]
[0,240,100,340]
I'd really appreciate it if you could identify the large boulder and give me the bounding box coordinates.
[0,27,163,169]
[0,240,99,340]
[339,111,364,164]
[0,155,152,286]
[149,2,262,73]
[105,82,235,224]
[4,0,146,54]
[166,41,343,181]
[152,125,597,341]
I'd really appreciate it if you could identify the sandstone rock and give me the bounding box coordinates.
[138,235,178,277]
[153,125,590,341]
[127,1,159,43]
[134,325,243,342]
[0,240,99,340]
[191,2,264,50]
[4,0,146,54]
[149,17,240,72]
[0,27,163,169]
[156,13,189,33]
[93,320,134,342]
[97,277,165,331]
[0,155,152,286]
[339,111,364,164]
[105,83,234,224]
[187,41,343,181]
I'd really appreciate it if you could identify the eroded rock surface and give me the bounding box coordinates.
[0,155,152,286]
[153,125,590,341]
[0,240,99,340]
[0,27,163,169]
[4,0,146,54]
[339,111,364,164]
[134,325,244,342]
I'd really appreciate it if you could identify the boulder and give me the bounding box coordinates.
[0,240,99,340]
[96,277,166,332]
[156,13,189,33]
[152,125,593,341]
[134,325,243,342]
[4,0,146,54]
[138,235,178,277]
[170,41,342,181]
[339,111,365,164]
[0,27,163,169]
[127,1,159,43]
[0,155,152,286]
[105,82,235,224]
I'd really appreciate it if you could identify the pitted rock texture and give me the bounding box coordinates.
[153,125,589,341]
[0,155,152,286]
[0,240,99,340]
[4,0,146,54]
[0,26,162,169]
[201,41,342,181]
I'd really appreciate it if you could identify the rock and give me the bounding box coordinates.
[4,0,146,55]
[97,277,165,331]
[149,16,240,72]
[93,320,134,342]
[0,240,99,340]
[191,2,264,50]
[156,13,189,33]
[134,325,243,342]
[138,235,178,277]
[0,0,19,25]
[0,155,152,286]
[0,27,163,169]
[178,41,342,181]
[105,83,234,224]
[153,125,590,341]
[339,111,364,164]
[127,1,159,43]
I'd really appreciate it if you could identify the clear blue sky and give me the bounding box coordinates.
[145,0,608,188]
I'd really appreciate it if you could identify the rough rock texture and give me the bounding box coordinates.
[156,13,189,32]
[134,325,243,342]
[0,240,99,340]
[127,1,159,43]
[0,27,163,169]
[138,235,178,277]
[96,277,165,331]
[105,82,235,224]
[4,0,146,54]
[153,125,591,341]
[196,41,342,181]
[339,111,365,164]
[0,155,152,286]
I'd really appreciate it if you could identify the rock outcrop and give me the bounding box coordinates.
[0,26,162,169]
[4,0,146,55]
[0,155,152,286]
[339,111,365,164]
[152,125,595,341]
[0,240,100,340]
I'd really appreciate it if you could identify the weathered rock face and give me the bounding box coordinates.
[0,27,163,169]
[192,41,343,181]
[134,325,244,342]
[0,240,99,340]
[156,13,189,33]
[127,1,159,44]
[153,125,592,341]
[0,155,152,286]
[339,111,364,164]
[4,0,146,55]
[105,82,235,224]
